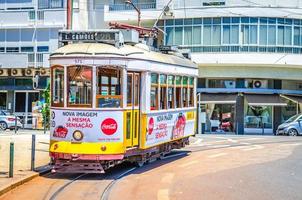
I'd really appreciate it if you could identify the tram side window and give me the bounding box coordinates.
[183,76,188,107]
[150,73,158,110]
[167,75,175,109]
[189,77,195,107]
[175,76,182,108]
[160,74,167,110]
[51,66,64,107]
[97,67,122,108]
[67,65,92,107]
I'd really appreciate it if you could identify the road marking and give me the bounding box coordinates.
[240,142,251,145]
[279,143,302,147]
[207,153,228,158]
[242,145,264,151]
[191,138,203,145]
[161,173,174,184]
[157,189,170,200]
[227,138,238,143]
[179,160,199,168]
[238,137,263,141]
[212,144,231,148]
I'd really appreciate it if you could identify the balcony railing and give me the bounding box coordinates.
[109,2,156,11]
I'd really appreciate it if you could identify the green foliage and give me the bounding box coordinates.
[41,84,50,129]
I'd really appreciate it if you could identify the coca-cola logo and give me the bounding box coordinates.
[101,118,118,135]
[148,117,154,135]
[53,126,68,138]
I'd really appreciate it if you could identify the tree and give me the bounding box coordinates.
[41,84,50,129]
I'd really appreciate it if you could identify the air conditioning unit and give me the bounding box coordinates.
[252,80,268,89]
[0,68,9,76]
[24,68,34,77]
[10,69,23,77]
[39,68,50,76]
[224,80,235,88]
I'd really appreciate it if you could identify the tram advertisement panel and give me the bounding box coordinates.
[146,110,195,147]
[50,109,123,143]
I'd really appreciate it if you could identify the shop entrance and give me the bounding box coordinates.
[0,92,7,110]
[15,91,39,128]
[205,104,235,133]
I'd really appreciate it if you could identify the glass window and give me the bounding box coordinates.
[21,47,34,52]
[223,17,230,23]
[268,18,276,24]
[268,25,276,45]
[37,29,49,41]
[284,26,292,45]
[174,27,183,45]
[231,17,239,23]
[182,87,188,107]
[51,66,64,106]
[37,46,49,52]
[242,25,249,44]
[97,67,121,108]
[260,25,267,45]
[223,25,230,44]
[260,18,268,24]
[278,26,284,45]
[6,29,20,42]
[166,19,174,26]
[184,18,192,25]
[21,29,35,42]
[231,25,239,44]
[212,25,221,45]
[250,25,257,44]
[0,30,5,41]
[134,74,140,106]
[160,74,167,84]
[6,47,19,52]
[166,27,174,45]
[168,87,174,109]
[127,73,133,106]
[203,25,211,45]
[213,18,221,24]
[175,19,183,25]
[150,73,158,111]
[193,26,201,45]
[184,26,192,45]
[68,66,92,107]
[188,87,194,107]
[241,17,249,23]
[294,27,300,46]
[160,85,167,110]
[245,106,272,129]
[204,18,211,25]
[193,18,202,24]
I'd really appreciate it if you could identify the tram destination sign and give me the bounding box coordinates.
[59,30,124,47]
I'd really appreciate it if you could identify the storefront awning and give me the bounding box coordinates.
[281,95,302,104]
[198,93,237,104]
[245,94,287,106]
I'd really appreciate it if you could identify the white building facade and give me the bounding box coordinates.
[103,0,302,134]
[0,0,67,127]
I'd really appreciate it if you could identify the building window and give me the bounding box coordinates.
[6,47,19,53]
[51,66,64,107]
[37,46,49,52]
[0,47,4,53]
[21,29,35,42]
[67,65,92,107]
[97,67,122,108]
[38,0,64,9]
[28,11,35,20]
[21,47,34,52]
[208,79,236,88]
[37,29,49,42]
[6,29,20,42]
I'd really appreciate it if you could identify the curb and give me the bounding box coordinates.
[0,168,51,197]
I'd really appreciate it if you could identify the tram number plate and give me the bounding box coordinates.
[74,59,83,64]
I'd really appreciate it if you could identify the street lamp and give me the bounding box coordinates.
[125,0,141,27]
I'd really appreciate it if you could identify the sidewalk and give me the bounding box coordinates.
[0,130,51,196]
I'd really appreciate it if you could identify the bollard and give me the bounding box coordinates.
[43,117,46,134]
[14,115,17,134]
[31,134,36,171]
[9,142,14,178]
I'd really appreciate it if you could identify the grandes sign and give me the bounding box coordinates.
[50,109,123,143]
[145,110,196,147]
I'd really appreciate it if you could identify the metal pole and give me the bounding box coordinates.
[14,115,17,134]
[31,134,36,171]
[9,142,14,178]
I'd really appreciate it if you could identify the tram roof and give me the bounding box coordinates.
[50,43,197,69]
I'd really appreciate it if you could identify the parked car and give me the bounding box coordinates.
[276,114,302,136]
[0,110,22,131]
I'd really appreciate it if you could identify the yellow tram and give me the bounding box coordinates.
[49,30,198,173]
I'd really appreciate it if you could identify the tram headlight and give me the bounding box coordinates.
[73,130,84,141]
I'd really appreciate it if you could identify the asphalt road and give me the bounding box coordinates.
[1,134,302,200]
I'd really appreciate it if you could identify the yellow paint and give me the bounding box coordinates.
[49,140,125,154]
[186,111,195,120]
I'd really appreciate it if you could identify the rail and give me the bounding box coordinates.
[109,2,156,11]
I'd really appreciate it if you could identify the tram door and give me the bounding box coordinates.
[125,72,140,147]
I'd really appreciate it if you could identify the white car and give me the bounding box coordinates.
[0,110,22,131]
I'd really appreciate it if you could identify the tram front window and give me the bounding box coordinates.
[52,66,64,107]
[97,67,122,108]
[67,65,92,107]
